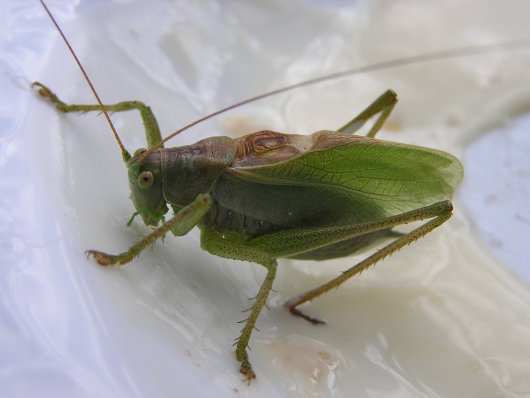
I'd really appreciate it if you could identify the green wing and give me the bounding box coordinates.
[228,131,463,221]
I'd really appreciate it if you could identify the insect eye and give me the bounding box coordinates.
[133,148,147,157]
[138,171,154,189]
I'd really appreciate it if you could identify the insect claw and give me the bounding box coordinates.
[284,302,326,325]
[85,250,117,266]
[239,362,256,384]
[31,82,51,97]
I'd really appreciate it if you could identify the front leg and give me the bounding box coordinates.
[88,194,212,266]
[32,82,163,149]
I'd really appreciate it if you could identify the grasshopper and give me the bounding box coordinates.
[35,0,529,383]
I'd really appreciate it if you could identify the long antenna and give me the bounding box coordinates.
[41,1,530,164]
[138,38,530,162]
[39,0,130,160]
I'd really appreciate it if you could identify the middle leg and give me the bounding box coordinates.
[199,228,279,382]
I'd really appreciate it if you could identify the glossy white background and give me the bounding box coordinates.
[2,0,530,397]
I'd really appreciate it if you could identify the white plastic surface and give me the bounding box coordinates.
[2,0,530,397]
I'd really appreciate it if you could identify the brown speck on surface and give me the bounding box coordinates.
[219,115,270,138]
[384,116,401,131]
[445,114,462,126]
[516,214,530,224]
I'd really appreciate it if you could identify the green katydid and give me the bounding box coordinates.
[34,0,529,383]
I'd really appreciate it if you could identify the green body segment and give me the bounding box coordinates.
[147,130,462,260]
